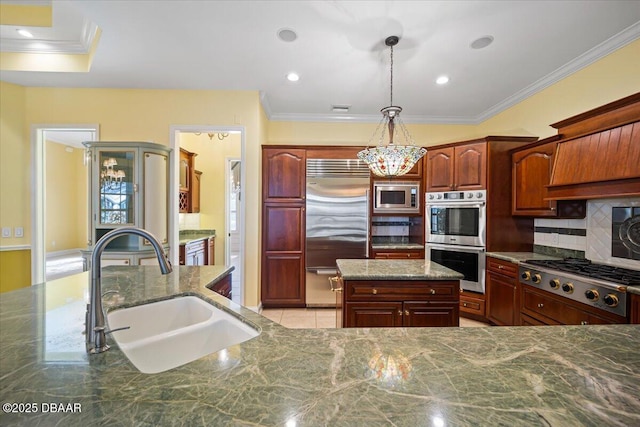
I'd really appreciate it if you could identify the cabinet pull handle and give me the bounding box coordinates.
[404,310,410,316]
[537,303,544,308]
[372,289,377,295]
[580,320,588,325]
[498,265,504,269]
[398,310,403,316]
[430,289,436,295]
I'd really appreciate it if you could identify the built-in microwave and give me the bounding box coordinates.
[426,190,486,247]
[373,181,420,214]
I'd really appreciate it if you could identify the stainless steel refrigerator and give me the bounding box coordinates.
[305,159,370,307]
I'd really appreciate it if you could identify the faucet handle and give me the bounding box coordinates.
[105,326,131,335]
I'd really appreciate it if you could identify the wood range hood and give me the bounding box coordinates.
[546,92,640,200]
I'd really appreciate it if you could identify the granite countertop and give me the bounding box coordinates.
[486,251,562,264]
[178,229,216,245]
[336,259,464,281]
[1,267,640,426]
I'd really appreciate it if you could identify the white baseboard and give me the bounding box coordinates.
[247,303,262,313]
[46,248,83,259]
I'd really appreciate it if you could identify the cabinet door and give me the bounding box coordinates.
[101,258,131,266]
[262,254,305,307]
[262,148,306,201]
[632,294,640,324]
[426,147,454,191]
[512,142,557,216]
[96,149,136,226]
[404,301,459,327]
[191,170,202,213]
[454,142,486,190]
[344,302,403,327]
[486,271,518,326]
[144,151,168,245]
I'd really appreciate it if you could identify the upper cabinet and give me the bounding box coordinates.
[262,148,306,201]
[426,141,487,191]
[179,148,201,213]
[84,141,170,249]
[511,137,586,218]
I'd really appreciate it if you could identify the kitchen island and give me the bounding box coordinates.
[1,266,639,426]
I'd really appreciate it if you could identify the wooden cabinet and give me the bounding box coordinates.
[371,249,424,259]
[179,149,201,213]
[486,257,519,326]
[209,274,232,299]
[459,291,486,321]
[261,148,306,308]
[426,142,487,191]
[206,237,215,265]
[520,284,627,325]
[512,137,586,218]
[631,294,640,324]
[342,279,459,327]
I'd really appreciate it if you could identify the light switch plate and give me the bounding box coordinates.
[1,227,10,238]
[14,227,24,238]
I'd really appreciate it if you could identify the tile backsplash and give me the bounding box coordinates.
[178,213,200,230]
[534,197,640,270]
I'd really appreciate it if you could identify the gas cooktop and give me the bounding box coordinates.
[523,258,640,287]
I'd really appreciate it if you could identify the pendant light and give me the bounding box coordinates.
[357,36,426,177]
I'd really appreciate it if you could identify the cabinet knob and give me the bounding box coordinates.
[430,289,436,295]
[580,320,588,325]
[404,310,410,316]
[537,303,544,308]
[398,310,403,316]
[463,303,468,307]
[372,289,377,295]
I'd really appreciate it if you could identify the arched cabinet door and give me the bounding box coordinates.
[512,141,557,216]
[262,148,306,201]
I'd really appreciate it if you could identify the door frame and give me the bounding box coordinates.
[169,125,246,305]
[30,124,99,285]
[225,157,241,266]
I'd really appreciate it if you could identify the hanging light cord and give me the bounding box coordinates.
[389,42,394,106]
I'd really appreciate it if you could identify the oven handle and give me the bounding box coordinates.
[426,243,486,253]
[426,202,486,208]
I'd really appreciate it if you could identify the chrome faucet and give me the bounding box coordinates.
[86,227,172,354]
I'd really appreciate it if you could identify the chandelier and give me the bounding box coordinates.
[194,132,229,141]
[357,36,426,177]
[100,158,125,185]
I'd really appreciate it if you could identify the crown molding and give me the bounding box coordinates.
[0,20,99,54]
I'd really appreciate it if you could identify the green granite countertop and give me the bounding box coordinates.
[486,252,561,264]
[1,266,639,426]
[337,259,464,281]
[178,229,216,245]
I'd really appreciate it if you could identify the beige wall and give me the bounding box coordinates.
[1,39,639,299]
[180,132,242,266]
[45,141,87,252]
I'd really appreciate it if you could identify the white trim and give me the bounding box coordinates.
[0,245,31,252]
[170,125,247,307]
[1,22,100,54]
[45,248,83,259]
[31,124,99,286]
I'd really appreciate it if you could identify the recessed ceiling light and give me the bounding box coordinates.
[286,72,300,82]
[17,29,33,38]
[470,35,494,49]
[436,76,450,85]
[277,28,297,42]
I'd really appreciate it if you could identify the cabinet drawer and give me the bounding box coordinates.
[487,257,517,277]
[345,280,458,301]
[373,251,424,259]
[460,294,485,316]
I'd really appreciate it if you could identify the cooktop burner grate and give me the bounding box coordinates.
[525,259,640,286]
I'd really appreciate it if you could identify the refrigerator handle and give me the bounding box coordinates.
[365,189,370,258]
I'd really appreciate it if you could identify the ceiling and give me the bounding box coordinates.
[1,1,639,124]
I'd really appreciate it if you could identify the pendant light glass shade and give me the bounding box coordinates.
[357,36,426,178]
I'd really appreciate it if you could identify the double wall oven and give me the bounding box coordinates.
[426,190,487,293]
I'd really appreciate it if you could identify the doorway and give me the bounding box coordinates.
[170,126,246,306]
[31,125,98,285]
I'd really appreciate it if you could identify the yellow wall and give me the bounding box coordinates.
[1,39,639,300]
[180,133,242,266]
[45,141,88,252]
[0,81,31,292]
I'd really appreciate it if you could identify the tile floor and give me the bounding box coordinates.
[260,308,490,329]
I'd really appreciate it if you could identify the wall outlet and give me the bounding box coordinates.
[551,233,560,245]
[14,227,24,238]
[1,227,10,238]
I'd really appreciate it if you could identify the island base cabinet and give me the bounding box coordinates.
[342,279,460,328]
[632,294,640,324]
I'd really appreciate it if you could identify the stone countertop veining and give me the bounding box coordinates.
[486,251,562,264]
[1,267,640,426]
[178,229,216,245]
[336,259,464,281]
